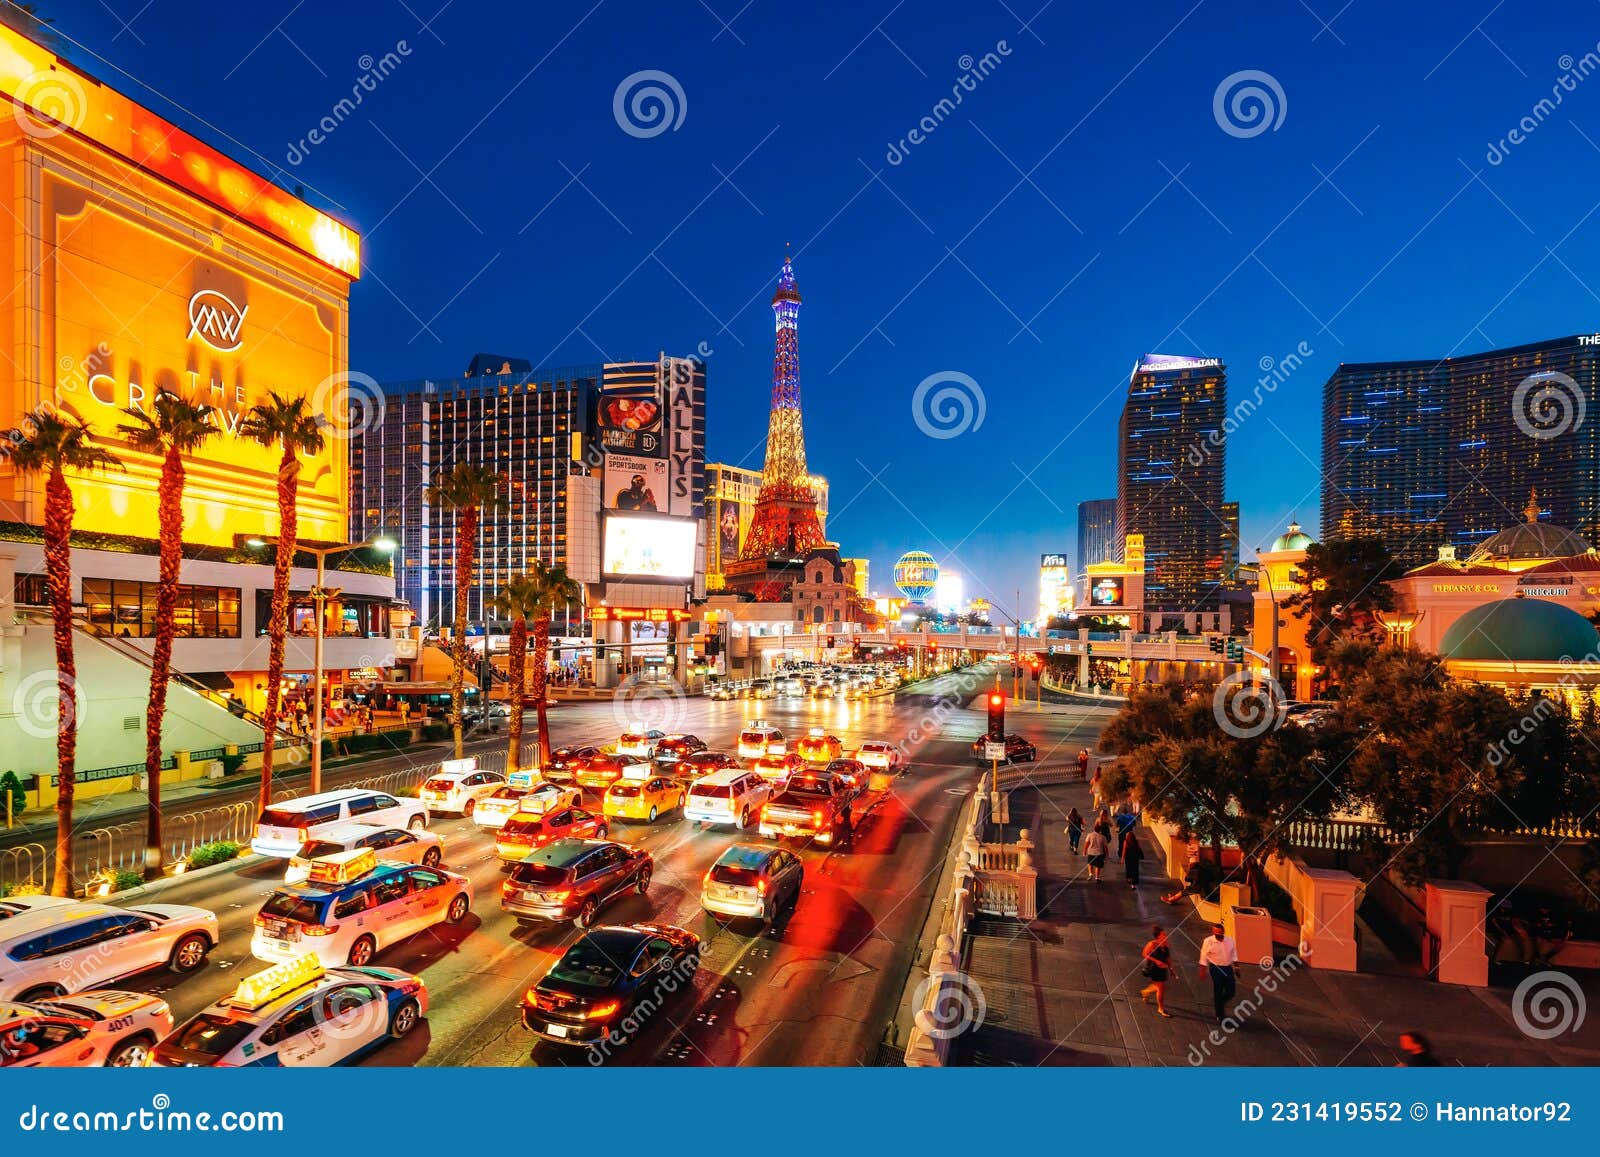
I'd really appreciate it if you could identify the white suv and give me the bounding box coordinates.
[0,902,219,1002]
[252,790,429,859]
[685,770,774,830]
[419,768,507,817]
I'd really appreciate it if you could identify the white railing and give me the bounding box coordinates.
[972,830,1038,920]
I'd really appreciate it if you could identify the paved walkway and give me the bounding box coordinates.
[953,781,1600,1067]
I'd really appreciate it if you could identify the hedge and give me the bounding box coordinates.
[187,841,241,869]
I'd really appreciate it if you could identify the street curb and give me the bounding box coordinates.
[98,852,265,901]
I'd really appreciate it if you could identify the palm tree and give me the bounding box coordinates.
[239,393,324,818]
[117,395,216,879]
[425,463,505,759]
[8,414,120,896]
[525,562,581,765]
[491,575,539,776]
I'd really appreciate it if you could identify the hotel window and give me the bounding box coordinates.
[82,579,241,639]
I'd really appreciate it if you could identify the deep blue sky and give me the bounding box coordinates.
[50,0,1600,618]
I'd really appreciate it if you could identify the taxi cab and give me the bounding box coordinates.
[148,954,426,1068]
[795,728,843,765]
[603,766,686,824]
[474,783,581,829]
[575,752,636,791]
[418,762,506,817]
[750,752,801,783]
[251,849,472,968]
[494,806,608,865]
[544,746,601,785]
[615,728,665,759]
[0,990,173,1068]
[737,722,785,761]
[855,740,901,771]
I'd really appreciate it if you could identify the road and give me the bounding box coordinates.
[92,666,1110,1066]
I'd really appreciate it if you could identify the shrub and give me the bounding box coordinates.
[0,882,43,897]
[187,841,241,869]
[0,771,24,820]
[420,724,451,743]
[220,752,247,775]
[95,868,144,895]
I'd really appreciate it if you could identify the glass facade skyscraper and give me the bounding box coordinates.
[1321,335,1600,569]
[1116,354,1229,610]
[1076,497,1119,579]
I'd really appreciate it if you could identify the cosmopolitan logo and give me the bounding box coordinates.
[186,290,248,353]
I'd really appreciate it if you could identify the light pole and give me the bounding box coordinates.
[249,535,396,794]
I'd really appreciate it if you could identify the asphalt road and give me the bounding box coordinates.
[86,666,1108,1066]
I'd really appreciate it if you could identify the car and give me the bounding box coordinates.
[796,728,843,765]
[576,752,642,791]
[0,895,76,921]
[252,790,428,859]
[821,759,867,798]
[500,838,652,929]
[474,783,582,829]
[751,752,801,783]
[653,734,706,762]
[520,923,699,1048]
[418,767,507,817]
[701,844,804,922]
[684,769,774,830]
[971,734,1038,764]
[603,769,685,824]
[544,745,601,785]
[808,680,835,699]
[251,851,472,968]
[774,676,806,699]
[760,770,855,846]
[0,902,219,1002]
[0,989,174,1068]
[855,741,901,771]
[615,728,665,759]
[736,723,785,760]
[706,682,735,702]
[748,680,775,700]
[677,750,742,779]
[494,806,608,864]
[464,702,513,729]
[149,954,426,1068]
[285,822,444,885]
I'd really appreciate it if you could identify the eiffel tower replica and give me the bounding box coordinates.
[723,255,835,599]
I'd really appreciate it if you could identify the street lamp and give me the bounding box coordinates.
[247,535,396,793]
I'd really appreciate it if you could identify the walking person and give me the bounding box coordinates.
[1082,825,1109,882]
[1139,926,1172,1016]
[1198,923,1238,1023]
[1094,810,1113,849]
[1077,747,1090,781]
[1065,807,1083,855]
[1396,1031,1441,1067]
[1122,827,1145,889]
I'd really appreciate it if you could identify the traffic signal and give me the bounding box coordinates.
[1208,635,1224,655]
[1225,639,1244,661]
[986,690,1006,740]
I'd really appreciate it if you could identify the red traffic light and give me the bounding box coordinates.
[989,692,1003,706]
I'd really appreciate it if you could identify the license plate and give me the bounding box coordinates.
[547,1024,569,1038]
[269,937,293,951]
[783,825,805,835]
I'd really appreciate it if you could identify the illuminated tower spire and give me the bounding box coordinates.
[742,254,825,558]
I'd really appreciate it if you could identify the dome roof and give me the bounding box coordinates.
[1466,521,1589,565]
[1438,598,1600,663]
[1270,520,1313,553]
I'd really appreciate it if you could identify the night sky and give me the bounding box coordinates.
[47,0,1600,618]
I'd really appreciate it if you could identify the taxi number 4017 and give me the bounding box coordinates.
[105,1015,135,1032]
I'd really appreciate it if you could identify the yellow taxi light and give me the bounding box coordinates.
[307,847,378,887]
[230,954,324,1010]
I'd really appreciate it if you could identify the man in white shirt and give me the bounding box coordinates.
[1197,923,1238,1022]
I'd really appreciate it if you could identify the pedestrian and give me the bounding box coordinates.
[1139,925,1172,1017]
[1396,1031,1440,1067]
[1065,807,1083,854]
[1095,810,1113,848]
[1122,827,1144,888]
[1077,747,1090,781]
[1198,922,1238,1024]
[1082,825,1109,882]
[1090,768,1103,810]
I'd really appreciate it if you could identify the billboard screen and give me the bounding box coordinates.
[602,514,696,580]
[597,385,663,455]
[1039,553,1072,621]
[603,453,669,513]
[714,493,744,570]
[1089,577,1125,607]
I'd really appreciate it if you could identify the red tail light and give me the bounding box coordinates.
[303,924,338,936]
[757,879,768,897]
[582,1000,620,1020]
[812,809,825,824]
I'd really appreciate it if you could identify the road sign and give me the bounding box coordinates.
[984,741,1006,762]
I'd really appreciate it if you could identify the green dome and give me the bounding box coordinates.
[1438,598,1600,663]
[1270,520,1313,553]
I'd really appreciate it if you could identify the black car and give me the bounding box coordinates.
[500,837,651,928]
[677,750,741,778]
[971,734,1038,764]
[521,923,701,1047]
[545,745,600,784]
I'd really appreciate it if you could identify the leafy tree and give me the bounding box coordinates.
[0,771,25,823]
[1283,537,1399,679]
[8,414,121,895]
[117,395,216,878]
[239,393,324,816]
[425,464,506,759]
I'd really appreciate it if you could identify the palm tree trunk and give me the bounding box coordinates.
[533,613,552,764]
[45,469,77,897]
[258,449,299,818]
[450,505,479,760]
[506,617,527,773]
[143,446,183,878]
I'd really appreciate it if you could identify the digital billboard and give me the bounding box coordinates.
[603,453,668,513]
[1039,553,1072,621]
[596,384,663,455]
[1090,576,1126,607]
[602,514,697,581]
[713,493,745,571]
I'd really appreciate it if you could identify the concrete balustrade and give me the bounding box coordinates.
[1424,880,1491,986]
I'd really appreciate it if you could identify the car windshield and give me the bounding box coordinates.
[609,783,640,798]
[423,778,456,791]
[862,743,888,753]
[620,734,646,745]
[259,894,327,924]
[691,784,733,799]
[508,862,573,887]
[739,731,767,744]
[167,1014,253,1057]
[784,780,831,798]
[500,816,544,837]
[298,840,345,860]
[710,864,762,887]
[257,808,308,828]
[546,943,624,989]
[489,788,523,801]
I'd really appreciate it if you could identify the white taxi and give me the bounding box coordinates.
[855,741,901,771]
[0,902,219,1003]
[616,728,666,759]
[148,955,426,1068]
[251,849,472,969]
[418,762,507,817]
[473,782,582,829]
[737,722,786,760]
[0,989,174,1068]
[284,823,444,885]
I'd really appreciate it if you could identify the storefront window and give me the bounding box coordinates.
[82,578,240,638]
[257,592,392,638]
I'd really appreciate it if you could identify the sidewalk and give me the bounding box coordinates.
[953,781,1600,1066]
